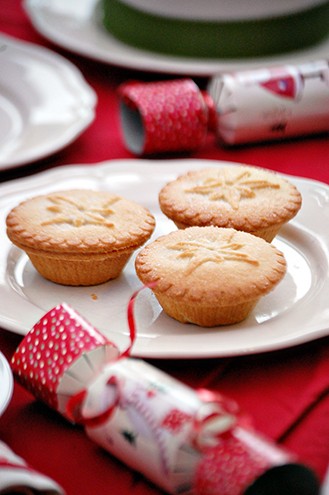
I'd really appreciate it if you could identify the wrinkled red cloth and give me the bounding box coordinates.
[0,2,328,495]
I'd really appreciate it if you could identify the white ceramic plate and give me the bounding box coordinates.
[24,0,329,76]
[0,34,97,170]
[0,352,13,416]
[0,159,329,359]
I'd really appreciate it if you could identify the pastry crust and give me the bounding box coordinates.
[135,226,287,326]
[159,165,302,241]
[6,189,155,285]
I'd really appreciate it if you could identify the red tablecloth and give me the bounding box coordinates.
[0,2,329,494]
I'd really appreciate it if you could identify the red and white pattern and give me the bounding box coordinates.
[11,303,119,415]
[11,303,300,495]
[0,440,64,494]
[208,59,329,145]
[194,435,269,495]
[119,79,217,155]
[259,67,304,101]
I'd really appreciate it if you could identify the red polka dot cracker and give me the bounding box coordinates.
[11,303,119,419]
[118,79,217,155]
[9,299,320,495]
[194,426,291,495]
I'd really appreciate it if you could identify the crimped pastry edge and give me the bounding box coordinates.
[158,166,302,234]
[6,189,156,254]
[135,226,287,306]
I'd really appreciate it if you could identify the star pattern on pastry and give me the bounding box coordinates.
[185,170,280,209]
[41,194,119,228]
[169,238,259,274]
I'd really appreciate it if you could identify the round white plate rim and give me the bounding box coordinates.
[24,0,329,76]
[0,352,13,416]
[0,158,329,359]
[0,33,97,171]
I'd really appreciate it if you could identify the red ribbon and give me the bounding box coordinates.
[193,389,254,456]
[66,377,121,428]
[0,458,34,472]
[65,284,153,425]
[66,284,248,443]
[191,389,241,451]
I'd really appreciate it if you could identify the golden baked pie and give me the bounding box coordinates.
[6,189,155,286]
[159,165,302,241]
[135,226,287,326]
